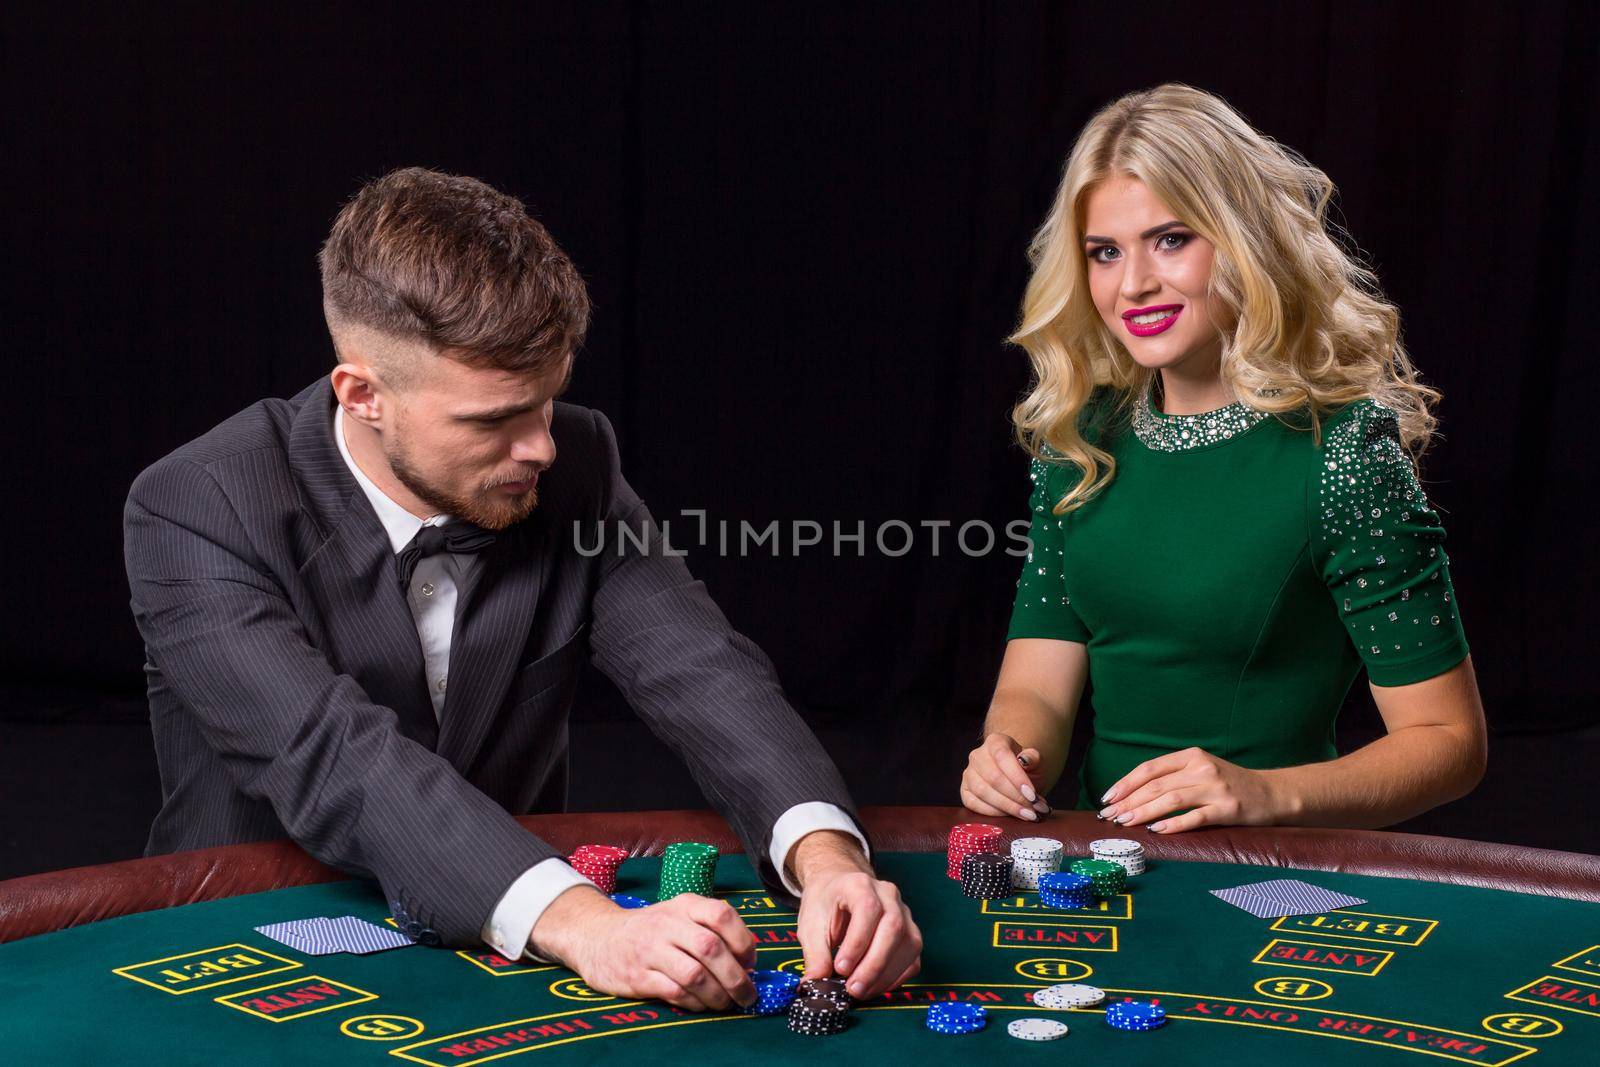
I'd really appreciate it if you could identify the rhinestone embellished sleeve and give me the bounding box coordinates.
[1313,400,1470,686]
[1006,454,1090,644]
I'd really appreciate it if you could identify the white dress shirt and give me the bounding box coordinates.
[333,406,868,960]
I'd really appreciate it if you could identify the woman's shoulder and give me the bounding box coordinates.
[1314,395,1405,463]
[1308,395,1430,533]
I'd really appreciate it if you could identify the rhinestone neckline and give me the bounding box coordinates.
[1131,376,1272,453]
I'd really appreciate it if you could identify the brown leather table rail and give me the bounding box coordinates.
[3,805,1597,943]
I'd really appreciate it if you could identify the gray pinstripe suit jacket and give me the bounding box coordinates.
[123,376,863,948]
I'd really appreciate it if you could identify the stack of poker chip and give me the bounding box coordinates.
[1090,837,1147,877]
[1105,999,1166,1031]
[946,823,1002,880]
[568,844,629,894]
[1037,871,1094,910]
[657,842,719,899]
[925,1002,987,1034]
[1007,1017,1069,1041]
[796,977,853,1010]
[1009,837,1065,890]
[1032,982,1105,1010]
[960,852,1015,899]
[609,893,650,909]
[743,970,801,1015]
[787,995,850,1036]
[1068,857,1127,898]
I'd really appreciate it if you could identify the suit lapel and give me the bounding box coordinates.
[287,378,441,749]
[434,516,549,773]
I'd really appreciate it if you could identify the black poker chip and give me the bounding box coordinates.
[787,995,850,1035]
[960,852,1015,899]
[796,977,853,1009]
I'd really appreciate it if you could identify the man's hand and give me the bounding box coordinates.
[528,886,758,1012]
[960,732,1052,820]
[790,830,922,1000]
[1098,747,1289,833]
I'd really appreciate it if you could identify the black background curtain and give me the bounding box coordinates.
[3,2,1596,869]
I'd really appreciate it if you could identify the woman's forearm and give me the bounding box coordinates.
[1262,722,1486,829]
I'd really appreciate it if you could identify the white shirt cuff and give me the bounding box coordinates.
[768,802,870,896]
[481,857,596,962]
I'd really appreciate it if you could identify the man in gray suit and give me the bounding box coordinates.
[123,167,921,1013]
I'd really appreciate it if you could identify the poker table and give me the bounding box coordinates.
[3,807,1598,1065]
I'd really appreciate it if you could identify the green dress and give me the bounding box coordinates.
[1007,380,1470,809]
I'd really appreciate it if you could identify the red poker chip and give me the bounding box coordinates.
[948,824,1001,841]
[572,844,629,863]
[946,824,1003,879]
[569,843,628,893]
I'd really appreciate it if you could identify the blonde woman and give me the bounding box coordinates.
[960,84,1486,834]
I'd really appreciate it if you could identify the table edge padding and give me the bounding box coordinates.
[3,806,1596,942]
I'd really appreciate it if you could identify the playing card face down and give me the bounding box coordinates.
[254,917,340,954]
[323,916,414,954]
[254,916,414,955]
[1210,878,1367,918]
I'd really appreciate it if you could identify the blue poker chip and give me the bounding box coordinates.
[926,1003,988,1029]
[751,969,800,988]
[744,992,797,1015]
[1105,1000,1166,1031]
[1038,889,1093,910]
[1038,872,1092,892]
[928,1002,986,1017]
[742,970,802,1015]
[926,1012,987,1034]
[609,894,651,909]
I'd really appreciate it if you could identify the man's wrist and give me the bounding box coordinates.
[526,884,615,965]
[789,829,872,889]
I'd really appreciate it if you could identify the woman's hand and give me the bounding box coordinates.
[1097,747,1289,832]
[960,732,1053,821]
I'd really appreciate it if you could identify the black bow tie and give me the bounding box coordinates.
[394,521,497,591]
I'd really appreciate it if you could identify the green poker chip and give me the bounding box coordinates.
[657,841,720,900]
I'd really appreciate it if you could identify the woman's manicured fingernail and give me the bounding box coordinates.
[1098,806,1116,819]
[1018,806,1038,821]
[1021,783,1038,802]
[1114,812,1132,824]
[1100,789,1115,803]
[1032,800,1050,813]
[1149,821,1167,832]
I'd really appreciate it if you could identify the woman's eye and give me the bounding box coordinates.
[1088,232,1189,264]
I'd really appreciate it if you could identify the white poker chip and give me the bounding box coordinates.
[1009,844,1064,889]
[1011,836,1065,855]
[1090,838,1144,856]
[1032,983,1105,1009]
[1007,1017,1069,1041]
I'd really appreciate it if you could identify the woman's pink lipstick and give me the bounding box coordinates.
[1122,304,1183,337]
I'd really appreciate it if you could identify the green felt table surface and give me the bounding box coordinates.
[1,851,1597,1066]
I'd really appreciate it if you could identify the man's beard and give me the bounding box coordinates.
[386,435,539,532]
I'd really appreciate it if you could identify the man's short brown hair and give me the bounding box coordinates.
[319,167,589,377]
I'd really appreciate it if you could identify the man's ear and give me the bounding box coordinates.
[330,362,385,427]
